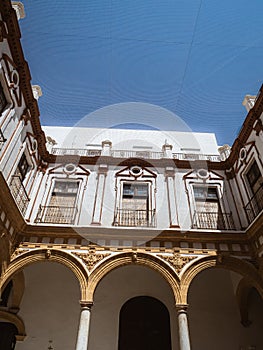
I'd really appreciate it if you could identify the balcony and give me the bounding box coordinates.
[51,148,101,157]
[113,209,156,227]
[192,211,235,230]
[173,153,221,162]
[10,175,30,215]
[35,205,78,224]
[244,185,263,224]
[50,147,221,162]
[110,150,164,159]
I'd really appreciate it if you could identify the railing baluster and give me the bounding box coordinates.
[114,209,155,227]
[192,211,235,230]
[36,205,77,224]
[10,175,30,215]
[244,185,263,224]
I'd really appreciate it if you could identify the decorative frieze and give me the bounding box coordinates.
[73,249,110,271]
[158,252,196,274]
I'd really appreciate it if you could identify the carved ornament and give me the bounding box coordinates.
[159,253,196,274]
[73,249,110,271]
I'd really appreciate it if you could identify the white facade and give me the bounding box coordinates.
[0,2,263,350]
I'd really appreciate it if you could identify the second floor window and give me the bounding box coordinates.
[10,153,30,215]
[36,180,79,224]
[244,161,263,224]
[246,161,262,195]
[16,154,30,181]
[192,186,234,230]
[0,83,7,115]
[114,182,155,227]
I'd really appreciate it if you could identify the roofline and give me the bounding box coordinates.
[2,0,263,170]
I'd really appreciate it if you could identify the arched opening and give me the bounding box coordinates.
[0,322,17,350]
[89,264,177,350]
[118,296,172,350]
[187,268,263,350]
[13,262,80,350]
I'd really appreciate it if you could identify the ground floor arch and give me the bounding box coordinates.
[88,264,178,350]
[118,295,172,350]
[187,268,263,350]
[11,261,81,350]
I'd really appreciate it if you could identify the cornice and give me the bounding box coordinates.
[2,0,263,173]
[1,0,47,158]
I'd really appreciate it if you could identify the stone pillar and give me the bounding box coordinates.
[101,140,112,156]
[162,143,173,158]
[165,167,179,227]
[32,85,43,100]
[75,302,93,350]
[11,2,25,20]
[176,304,191,350]
[91,164,107,224]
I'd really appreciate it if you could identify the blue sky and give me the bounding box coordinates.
[20,0,263,145]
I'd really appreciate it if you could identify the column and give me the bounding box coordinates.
[165,167,180,227]
[176,304,191,350]
[75,302,93,350]
[91,164,107,224]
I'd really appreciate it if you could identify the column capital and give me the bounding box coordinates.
[176,304,189,313]
[79,300,93,310]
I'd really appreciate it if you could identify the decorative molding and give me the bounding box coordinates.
[158,252,196,274]
[11,248,30,261]
[73,249,110,271]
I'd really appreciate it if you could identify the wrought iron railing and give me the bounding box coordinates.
[173,153,221,162]
[10,175,30,215]
[35,205,78,224]
[113,209,156,227]
[192,211,235,230]
[51,148,101,157]
[110,150,164,159]
[244,185,263,224]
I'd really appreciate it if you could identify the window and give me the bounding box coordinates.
[114,182,155,227]
[16,153,30,181]
[0,82,7,114]
[244,161,263,223]
[36,180,79,224]
[246,161,262,195]
[192,186,234,230]
[10,153,30,215]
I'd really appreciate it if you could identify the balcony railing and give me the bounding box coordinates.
[173,153,221,162]
[51,148,101,157]
[50,147,221,161]
[110,150,164,159]
[10,175,30,215]
[192,211,235,230]
[244,185,263,224]
[36,205,78,224]
[113,209,156,227]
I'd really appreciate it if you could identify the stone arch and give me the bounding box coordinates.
[88,251,181,303]
[180,254,263,304]
[0,249,89,301]
[0,310,26,341]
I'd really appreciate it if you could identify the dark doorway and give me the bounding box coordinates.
[0,322,17,350]
[118,296,172,350]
